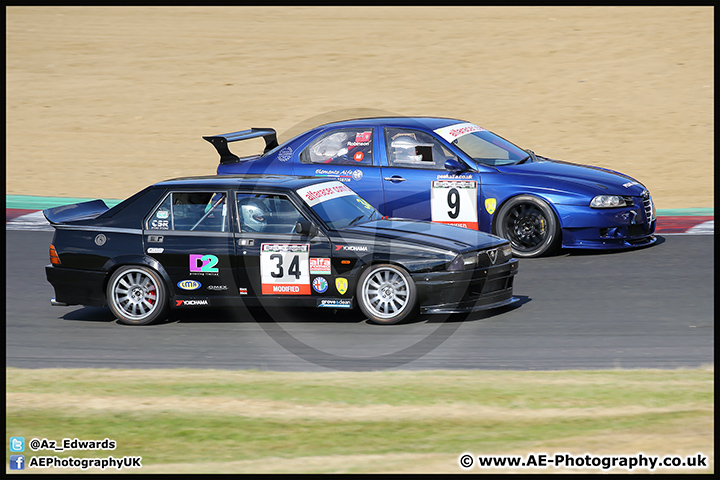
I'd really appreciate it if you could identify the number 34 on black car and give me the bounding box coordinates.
[44,175,519,325]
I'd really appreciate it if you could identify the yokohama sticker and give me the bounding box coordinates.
[260,244,310,295]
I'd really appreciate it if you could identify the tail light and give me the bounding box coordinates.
[49,245,61,265]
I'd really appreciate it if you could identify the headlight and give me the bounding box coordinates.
[590,195,631,208]
[448,253,477,271]
[502,244,513,258]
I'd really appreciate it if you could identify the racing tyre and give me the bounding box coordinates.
[356,264,417,325]
[495,195,560,258]
[107,265,168,325]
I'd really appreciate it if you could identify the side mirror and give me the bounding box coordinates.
[295,220,318,237]
[444,158,466,173]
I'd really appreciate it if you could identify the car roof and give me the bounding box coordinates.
[153,174,331,191]
[311,116,467,132]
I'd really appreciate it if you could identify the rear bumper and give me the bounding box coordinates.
[45,265,107,307]
[414,259,519,314]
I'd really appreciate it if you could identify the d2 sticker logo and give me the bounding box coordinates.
[190,254,219,273]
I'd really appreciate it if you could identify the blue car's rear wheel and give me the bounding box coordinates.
[107,266,168,325]
[357,264,417,325]
[495,195,560,258]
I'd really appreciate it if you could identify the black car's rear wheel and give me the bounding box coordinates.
[107,266,167,325]
[356,264,417,325]
[495,195,560,258]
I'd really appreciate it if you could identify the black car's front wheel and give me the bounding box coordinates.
[107,265,168,325]
[356,264,417,325]
[494,195,560,258]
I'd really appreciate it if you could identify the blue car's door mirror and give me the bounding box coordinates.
[444,159,466,173]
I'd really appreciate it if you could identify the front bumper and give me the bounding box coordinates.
[557,203,656,250]
[414,258,519,314]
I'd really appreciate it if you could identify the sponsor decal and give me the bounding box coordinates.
[317,298,353,309]
[353,151,364,162]
[94,234,106,246]
[297,181,355,207]
[335,245,369,252]
[312,169,364,183]
[355,131,372,143]
[175,299,209,307]
[310,257,331,274]
[147,247,164,254]
[278,146,293,162]
[433,122,485,142]
[177,280,202,291]
[312,277,329,293]
[207,285,228,291]
[189,254,219,273]
[335,277,348,295]
[356,198,374,210]
[485,198,497,215]
[150,219,169,230]
[156,210,169,219]
[436,173,474,180]
[239,287,248,295]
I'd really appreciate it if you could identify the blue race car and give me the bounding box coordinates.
[208,117,657,258]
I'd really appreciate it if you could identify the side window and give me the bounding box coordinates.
[300,128,374,165]
[147,192,228,232]
[236,193,305,234]
[385,128,458,170]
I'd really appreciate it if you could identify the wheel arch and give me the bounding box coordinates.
[101,255,173,301]
[490,192,564,236]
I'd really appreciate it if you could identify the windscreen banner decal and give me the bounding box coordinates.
[296,181,355,207]
[260,244,310,295]
[431,180,479,230]
[433,122,485,142]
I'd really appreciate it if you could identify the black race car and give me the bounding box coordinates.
[44,175,519,325]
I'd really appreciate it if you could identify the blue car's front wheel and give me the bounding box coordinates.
[494,195,560,258]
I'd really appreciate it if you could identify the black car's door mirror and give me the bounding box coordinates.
[295,220,318,237]
[444,158,466,173]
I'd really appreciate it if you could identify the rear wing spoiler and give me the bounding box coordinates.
[203,128,279,164]
[43,199,109,225]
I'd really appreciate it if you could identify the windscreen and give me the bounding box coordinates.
[435,122,529,166]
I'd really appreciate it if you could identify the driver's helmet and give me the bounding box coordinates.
[390,135,429,163]
[238,198,267,232]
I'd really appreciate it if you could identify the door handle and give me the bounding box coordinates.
[383,176,406,183]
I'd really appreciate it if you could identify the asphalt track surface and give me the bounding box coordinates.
[6,230,713,372]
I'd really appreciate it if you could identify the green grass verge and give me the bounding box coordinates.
[6,367,714,473]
